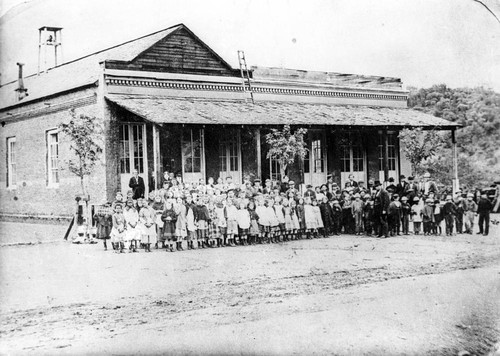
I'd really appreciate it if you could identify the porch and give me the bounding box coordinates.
[106,95,458,196]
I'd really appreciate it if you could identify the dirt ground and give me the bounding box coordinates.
[0,221,500,355]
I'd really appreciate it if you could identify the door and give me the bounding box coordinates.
[378,132,398,182]
[340,138,366,188]
[119,123,148,194]
[219,130,241,184]
[182,128,205,184]
[303,131,326,187]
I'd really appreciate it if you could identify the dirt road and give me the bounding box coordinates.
[1,227,499,355]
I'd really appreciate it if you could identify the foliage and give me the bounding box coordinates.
[265,125,308,177]
[59,110,103,196]
[408,85,500,187]
[398,128,445,175]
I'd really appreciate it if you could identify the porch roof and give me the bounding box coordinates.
[105,94,459,129]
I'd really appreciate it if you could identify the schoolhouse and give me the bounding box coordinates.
[0,23,459,223]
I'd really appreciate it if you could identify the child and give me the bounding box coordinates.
[174,197,187,251]
[311,199,324,238]
[341,194,353,234]
[433,199,443,235]
[161,200,177,252]
[248,200,260,244]
[401,196,411,235]
[296,197,306,239]
[112,191,124,210]
[93,202,113,250]
[455,196,465,234]
[110,204,126,253]
[274,197,286,242]
[267,199,280,243]
[195,197,210,248]
[256,198,269,243]
[151,195,165,248]
[463,193,477,234]
[123,199,140,252]
[225,199,239,246]
[236,201,251,245]
[388,194,402,236]
[289,199,301,240]
[282,199,294,241]
[351,193,364,236]
[319,196,334,237]
[139,198,156,252]
[363,198,374,236]
[185,195,197,249]
[304,198,317,239]
[215,200,227,247]
[411,197,423,234]
[207,197,218,247]
[422,198,434,236]
[331,199,342,236]
[442,195,457,236]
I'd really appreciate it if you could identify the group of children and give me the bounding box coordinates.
[91,176,486,253]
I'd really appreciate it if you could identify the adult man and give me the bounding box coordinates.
[477,191,493,236]
[129,169,145,200]
[303,184,316,200]
[373,180,390,238]
[396,175,409,196]
[348,173,358,188]
[286,180,299,197]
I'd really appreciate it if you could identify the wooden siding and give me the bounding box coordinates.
[106,28,239,77]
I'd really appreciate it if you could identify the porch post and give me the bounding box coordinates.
[451,129,459,194]
[383,129,389,183]
[256,128,262,180]
[153,124,160,190]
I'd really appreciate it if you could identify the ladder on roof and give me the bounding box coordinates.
[237,50,254,104]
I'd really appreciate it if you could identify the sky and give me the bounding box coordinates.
[0,0,499,90]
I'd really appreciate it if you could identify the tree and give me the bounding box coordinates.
[59,110,103,198]
[398,127,445,176]
[265,125,308,179]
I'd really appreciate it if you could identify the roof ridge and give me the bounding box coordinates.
[0,23,185,88]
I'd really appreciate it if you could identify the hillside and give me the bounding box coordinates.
[408,85,500,189]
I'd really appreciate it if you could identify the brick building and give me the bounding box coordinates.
[0,23,458,225]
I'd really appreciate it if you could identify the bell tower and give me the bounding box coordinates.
[38,26,63,74]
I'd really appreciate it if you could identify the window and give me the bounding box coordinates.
[269,158,281,181]
[182,129,202,174]
[6,137,16,188]
[340,145,350,172]
[378,133,397,171]
[312,139,324,173]
[47,129,59,186]
[119,124,145,174]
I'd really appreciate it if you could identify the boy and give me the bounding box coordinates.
[351,193,364,235]
[388,194,402,236]
[422,198,434,236]
[442,195,457,236]
[400,196,411,235]
[463,193,477,234]
[477,191,493,236]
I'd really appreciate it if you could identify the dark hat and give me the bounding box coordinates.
[254,179,261,183]
[374,181,381,187]
[388,177,395,182]
[400,175,406,179]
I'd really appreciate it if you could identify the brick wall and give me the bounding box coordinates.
[0,88,109,218]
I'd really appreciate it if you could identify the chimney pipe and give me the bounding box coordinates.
[15,62,28,100]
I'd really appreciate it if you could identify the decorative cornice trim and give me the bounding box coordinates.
[105,77,408,101]
[0,95,97,124]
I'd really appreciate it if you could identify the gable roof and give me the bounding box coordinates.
[0,23,235,110]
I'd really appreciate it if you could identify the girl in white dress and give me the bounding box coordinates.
[123,199,140,252]
[139,198,156,252]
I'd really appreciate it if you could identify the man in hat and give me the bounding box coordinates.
[396,175,409,197]
[477,191,492,236]
[286,180,299,197]
[253,179,263,194]
[129,169,145,200]
[373,180,390,238]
